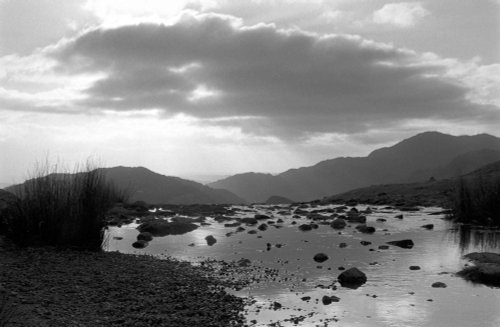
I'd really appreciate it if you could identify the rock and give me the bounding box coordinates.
[360,241,371,246]
[409,266,421,270]
[463,252,500,264]
[355,224,375,234]
[457,252,500,287]
[237,258,251,267]
[313,253,329,263]
[137,220,198,237]
[431,282,447,288]
[254,214,271,220]
[421,224,434,230]
[378,245,389,250]
[387,239,414,249]
[272,301,282,310]
[331,218,346,229]
[257,223,268,231]
[240,217,258,225]
[322,295,340,305]
[298,224,313,231]
[205,235,217,246]
[399,206,420,212]
[376,218,387,222]
[395,214,403,219]
[132,240,148,248]
[300,296,311,301]
[346,212,366,223]
[339,243,347,248]
[137,232,153,242]
[247,230,257,234]
[338,267,367,288]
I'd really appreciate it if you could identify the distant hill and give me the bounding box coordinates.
[323,159,500,208]
[99,167,245,205]
[6,167,245,205]
[209,132,500,203]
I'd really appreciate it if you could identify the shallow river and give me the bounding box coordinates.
[105,204,500,327]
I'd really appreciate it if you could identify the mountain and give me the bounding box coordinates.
[323,159,500,208]
[209,132,500,203]
[6,167,245,205]
[99,167,244,205]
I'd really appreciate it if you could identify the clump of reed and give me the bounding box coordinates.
[4,160,128,250]
[449,174,500,227]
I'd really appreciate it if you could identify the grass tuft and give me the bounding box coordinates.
[449,174,500,227]
[4,160,128,250]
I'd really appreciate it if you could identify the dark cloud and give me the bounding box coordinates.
[53,13,496,139]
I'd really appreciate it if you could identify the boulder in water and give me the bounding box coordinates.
[338,267,367,288]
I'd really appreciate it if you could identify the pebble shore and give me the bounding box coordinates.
[0,246,246,326]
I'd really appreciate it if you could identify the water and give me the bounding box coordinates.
[105,204,500,327]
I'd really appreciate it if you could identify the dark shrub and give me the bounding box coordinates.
[5,161,128,250]
[449,175,500,227]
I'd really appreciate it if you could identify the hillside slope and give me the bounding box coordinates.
[209,132,500,202]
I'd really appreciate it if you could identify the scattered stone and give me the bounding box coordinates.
[331,218,346,229]
[360,241,372,246]
[298,224,313,231]
[205,235,217,246]
[387,239,414,249]
[421,224,434,230]
[409,266,421,270]
[137,220,198,237]
[322,295,340,305]
[431,282,447,288]
[137,232,153,242]
[301,296,311,301]
[313,253,329,263]
[237,258,251,267]
[338,267,367,288]
[257,223,268,231]
[457,252,500,287]
[378,245,389,250]
[132,240,148,249]
[355,224,376,234]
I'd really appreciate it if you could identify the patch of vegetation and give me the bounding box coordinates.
[4,160,128,250]
[449,175,500,226]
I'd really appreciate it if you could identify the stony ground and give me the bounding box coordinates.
[0,245,247,327]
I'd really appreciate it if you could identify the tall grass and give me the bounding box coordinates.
[449,174,500,227]
[5,161,128,250]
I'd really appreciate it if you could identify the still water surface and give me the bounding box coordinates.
[106,204,500,327]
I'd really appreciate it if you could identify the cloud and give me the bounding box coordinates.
[4,12,498,140]
[373,2,429,27]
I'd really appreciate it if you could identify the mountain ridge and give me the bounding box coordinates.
[209,132,500,203]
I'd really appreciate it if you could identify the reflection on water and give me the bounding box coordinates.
[450,224,500,253]
[105,205,500,327]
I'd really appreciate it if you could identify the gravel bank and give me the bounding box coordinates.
[0,246,246,326]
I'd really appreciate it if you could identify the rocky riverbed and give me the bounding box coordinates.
[0,245,247,327]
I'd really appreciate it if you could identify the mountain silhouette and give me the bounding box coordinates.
[209,132,500,202]
[100,167,244,204]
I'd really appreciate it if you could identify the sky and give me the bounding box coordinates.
[1,0,499,184]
